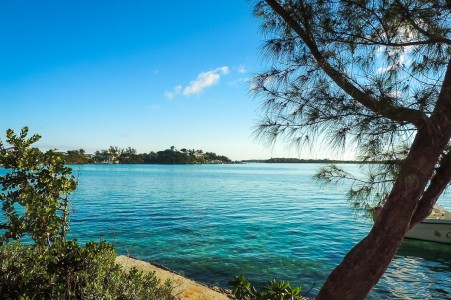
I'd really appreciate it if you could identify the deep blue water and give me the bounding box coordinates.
[2,164,451,299]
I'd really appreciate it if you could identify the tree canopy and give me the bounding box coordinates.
[253,0,449,158]
[252,0,451,298]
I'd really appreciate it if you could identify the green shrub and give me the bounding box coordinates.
[0,240,174,300]
[0,127,77,246]
[0,128,174,299]
[229,274,305,300]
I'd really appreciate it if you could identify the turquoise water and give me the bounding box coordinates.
[2,164,451,299]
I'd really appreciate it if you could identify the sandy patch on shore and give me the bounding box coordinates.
[116,256,230,300]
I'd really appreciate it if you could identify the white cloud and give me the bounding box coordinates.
[388,90,402,98]
[376,65,391,73]
[376,46,386,58]
[237,65,247,74]
[183,66,229,96]
[375,24,417,74]
[376,47,411,74]
[228,77,248,87]
[164,85,182,100]
[164,66,230,99]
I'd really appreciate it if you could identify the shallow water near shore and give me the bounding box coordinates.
[3,164,451,299]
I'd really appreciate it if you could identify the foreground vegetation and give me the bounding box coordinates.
[0,127,174,299]
[0,241,173,300]
[229,274,307,300]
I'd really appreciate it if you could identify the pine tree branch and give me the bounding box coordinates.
[394,0,451,46]
[331,33,450,47]
[264,0,428,127]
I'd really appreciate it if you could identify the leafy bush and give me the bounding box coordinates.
[0,128,174,299]
[0,240,174,300]
[229,274,305,300]
[0,127,77,246]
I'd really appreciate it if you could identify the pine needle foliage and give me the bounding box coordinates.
[251,0,451,207]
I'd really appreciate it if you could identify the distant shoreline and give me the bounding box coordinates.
[24,147,390,165]
[242,158,387,164]
[61,159,385,165]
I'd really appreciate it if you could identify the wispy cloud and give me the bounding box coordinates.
[228,77,248,87]
[164,66,229,100]
[164,85,182,100]
[376,50,410,74]
[376,46,386,58]
[237,65,247,74]
[183,66,229,96]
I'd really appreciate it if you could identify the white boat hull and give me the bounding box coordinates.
[405,219,451,244]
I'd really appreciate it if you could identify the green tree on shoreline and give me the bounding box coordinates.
[0,127,77,246]
[252,1,451,298]
[0,127,174,299]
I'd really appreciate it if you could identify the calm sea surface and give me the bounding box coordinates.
[3,164,451,299]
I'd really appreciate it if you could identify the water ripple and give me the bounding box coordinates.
[35,164,451,299]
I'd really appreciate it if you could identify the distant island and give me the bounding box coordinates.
[58,146,235,165]
[51,148,384,165]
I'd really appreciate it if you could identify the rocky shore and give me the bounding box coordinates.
[116,256,231,300]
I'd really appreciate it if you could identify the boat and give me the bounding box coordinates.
[372,205,451,244]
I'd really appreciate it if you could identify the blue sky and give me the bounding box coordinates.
[0,1,350,160]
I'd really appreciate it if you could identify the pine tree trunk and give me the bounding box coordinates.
[259,1,451,296]
[316,62,451,299]
[316,130,445,299]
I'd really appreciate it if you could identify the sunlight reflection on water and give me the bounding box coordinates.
[2,164,450,299]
